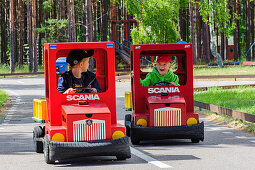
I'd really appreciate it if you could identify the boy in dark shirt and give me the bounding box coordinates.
[57,49,102,94]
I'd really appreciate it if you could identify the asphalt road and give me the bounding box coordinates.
[0,77,255,170]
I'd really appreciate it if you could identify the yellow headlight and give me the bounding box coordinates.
[52,133,65,142]
[187,117,198,126]
[112,130,125,140]
[137,118,147,127]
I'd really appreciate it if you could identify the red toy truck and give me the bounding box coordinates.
[33,42,131,164]
[125,44,204,145]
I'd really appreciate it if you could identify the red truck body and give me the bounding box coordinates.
[125,43,204,144]
[33,42,130,164]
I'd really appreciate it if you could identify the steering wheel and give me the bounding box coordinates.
[74,87,93,93]
[154,81,173,86]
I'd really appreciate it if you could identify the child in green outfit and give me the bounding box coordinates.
[140,56,180,86]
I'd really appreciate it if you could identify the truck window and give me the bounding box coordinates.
[140,55,184,86]
[56,49,109,94]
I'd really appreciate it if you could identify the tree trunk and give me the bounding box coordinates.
[1,0,7,64]
[190,1,195,63]
[32,0,37,72]
[233,0,239,61]
[67,0,72,41]
[83,0,87,42]
[38,0,43,65]
[70,0,76,42]
[92,0,97,42]
[185,7,189,42]
[60,0,65,20]
[195,0,201,61]
[225,0,229,61]
[87,0,93,42]
[251,1,254,60]
[97,0,101,41]
[220,32,225,60]
[225,35,228,61]
[179,5,186,41]
[13,0,18,65]
[18,0,24,66]
[102,0,109,41]
[27,0,33,72]
[10,0,15,72]
[246,0,251,61]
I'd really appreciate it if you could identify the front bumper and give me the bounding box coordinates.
[131,122,204,141]
[48,136,131,161]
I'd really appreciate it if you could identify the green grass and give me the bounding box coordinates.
[0,90,8,107]
[0,64,44,74]
[0,90,8,120]
[193,66,255,76]
[194,86,255,115]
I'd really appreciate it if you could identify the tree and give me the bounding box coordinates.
[179,0,189,42]
[18,0,24,66]
[198,0,238,66]
[10,0,15,72]
[27,0,33,72]
[195,0,202,62]
[190,0,196,63]
[37,19,68,42]
[246,0,251,61]
[233,0,240,61]
[87,0,93,42]
[1,0,8,64]
[32,0,37,72]
[102,0,110,41]
[125,0,180,44]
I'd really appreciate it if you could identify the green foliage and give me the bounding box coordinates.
[125,0,180,44]
[0,90,8,107]
[198,0,239,38]
[37,19,68,43]
[42,0,54,12]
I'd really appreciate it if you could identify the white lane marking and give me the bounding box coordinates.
[131,147,172,169]
[5,90,19,96]
[250,140,255,143]
[17,80,24,84]
[222,132,233,134]
[235,136,247,139]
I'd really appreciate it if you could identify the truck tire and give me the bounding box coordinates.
[125,114,131,137]
[131,135,140,145]
[191,139,200,143]
[33,126,44,153]
[116,154,128,160]
[44,134,55,164]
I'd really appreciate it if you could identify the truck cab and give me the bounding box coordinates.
[125,43,204,145]
[33,42,130,164]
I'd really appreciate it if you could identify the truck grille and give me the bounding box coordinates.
[154,107,181,126]
[73,119,106,142]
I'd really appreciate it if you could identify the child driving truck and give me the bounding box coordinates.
[57,49,102,94]
[140,55,180,86]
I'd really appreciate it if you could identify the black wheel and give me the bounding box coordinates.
[191,139,200,143]
[44,134,55,164]
[33,126,44,153]
[116,154,128,160]
[125,114,131,137]
[130,134,140,145]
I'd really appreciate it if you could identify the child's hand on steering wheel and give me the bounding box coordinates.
[90,88,97,93]
[63,88,75,94]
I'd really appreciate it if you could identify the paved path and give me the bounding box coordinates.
[0,77,255,170]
